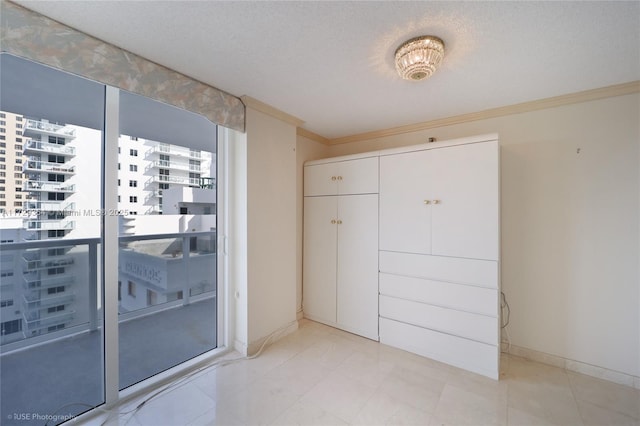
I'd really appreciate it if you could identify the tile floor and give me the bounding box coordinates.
[85,320,640,426]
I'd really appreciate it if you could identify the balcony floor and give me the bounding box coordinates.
[0,297,216,426]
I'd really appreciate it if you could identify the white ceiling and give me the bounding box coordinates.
[15,1,640,139]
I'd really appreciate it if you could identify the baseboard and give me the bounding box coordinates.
[504,343,640,390]
[247,319,299,356]
[234,339,248,357]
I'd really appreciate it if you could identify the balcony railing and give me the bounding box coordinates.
[24,201,75,211]
[24,160,75,174]
[25,218,75,231]
[24,119,76,137]
[23,274,75,291]
[0,233,217,423]
[151,145,202,159]
[2,232,215,348]
[151,175,198,185]
[25,139,76,156]
[22,292,75,309]
[22,310,76,332]
[24,180,75,192]
[22,256,75,271]
[148,160,201,173]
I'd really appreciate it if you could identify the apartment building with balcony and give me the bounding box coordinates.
[1,111,216,348]
[22,118,77,240]
[0,111,26,214]
[118,136,215,216]
[0,115,99,345]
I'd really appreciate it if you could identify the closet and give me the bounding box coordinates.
[303,134,500,379]
[303,156,379,340]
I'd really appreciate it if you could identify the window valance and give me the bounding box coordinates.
[0,1,245,133]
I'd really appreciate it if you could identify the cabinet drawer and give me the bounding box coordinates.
[379,251,498,288]
[380,295,498,345]
[304,157,378,196]
[380,317,499,380]
[379,273,498,316]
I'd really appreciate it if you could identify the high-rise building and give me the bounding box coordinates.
[0,112,26,215]
[0,112,216,346]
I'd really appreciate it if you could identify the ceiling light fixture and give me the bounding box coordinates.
[395,35,445,81]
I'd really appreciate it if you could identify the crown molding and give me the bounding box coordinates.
[240,95,304,127]
[327,81,640,146]
[296,127,330,145]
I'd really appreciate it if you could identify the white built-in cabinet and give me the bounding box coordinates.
[303,157,379,340]
[303,134,500,379]
[379,141,499,261]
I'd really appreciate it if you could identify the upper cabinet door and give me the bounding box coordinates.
[337,157,379,195]
[379,150,432,254]
[304,157,379,196]
[429,141,499,261]
[304,162,339,196]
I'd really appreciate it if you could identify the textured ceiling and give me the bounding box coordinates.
[14,1,640,139]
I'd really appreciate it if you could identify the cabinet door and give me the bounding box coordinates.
[379,150,432,254]
[304,163,339,196]
[337,157,379,195]
[336,194,379,340]
[429,141,499,260]
[303,196,338,323]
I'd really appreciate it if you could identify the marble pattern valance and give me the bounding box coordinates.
[0,1,245,132]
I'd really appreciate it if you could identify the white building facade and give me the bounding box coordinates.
[1,112,216,347]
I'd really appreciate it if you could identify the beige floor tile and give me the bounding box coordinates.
[576,400,639,426]
[434,383,507,426]
[188,406,245,426]
[215,377,301,425]
[333,350,396,388]
[260,355,332,397]
[569,371,640,420]
[291,334,357,371]
[385,405,432,426]
[506,407,554,426]
[508,380,583,426]
[95,321,640,426]
[351,390,412,426]
[376,369,443,414]
[132,383,215,426]
[270,400,348,426]
[300,371,378,423]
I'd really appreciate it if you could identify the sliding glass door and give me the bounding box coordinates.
[117,91,218,389]
[0,53,219,425]
[0,54,105,425]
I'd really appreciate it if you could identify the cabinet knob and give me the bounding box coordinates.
[337,220,342,224]
[331,219,337,224]
[337,176,343,181]
[423,200,431,205]
[432,199,441,204]
[331,176,337,181]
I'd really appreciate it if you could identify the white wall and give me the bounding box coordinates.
[298,93,640,379]
[227,127,248,354]
[244,106,298,349]
[295,135,329,315]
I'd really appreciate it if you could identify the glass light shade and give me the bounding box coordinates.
[395,36,445,81]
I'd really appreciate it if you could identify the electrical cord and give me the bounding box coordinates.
[500,291,512,354]
[42,323,292,426]
[105,324,290,426]
[501,291,510,328]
